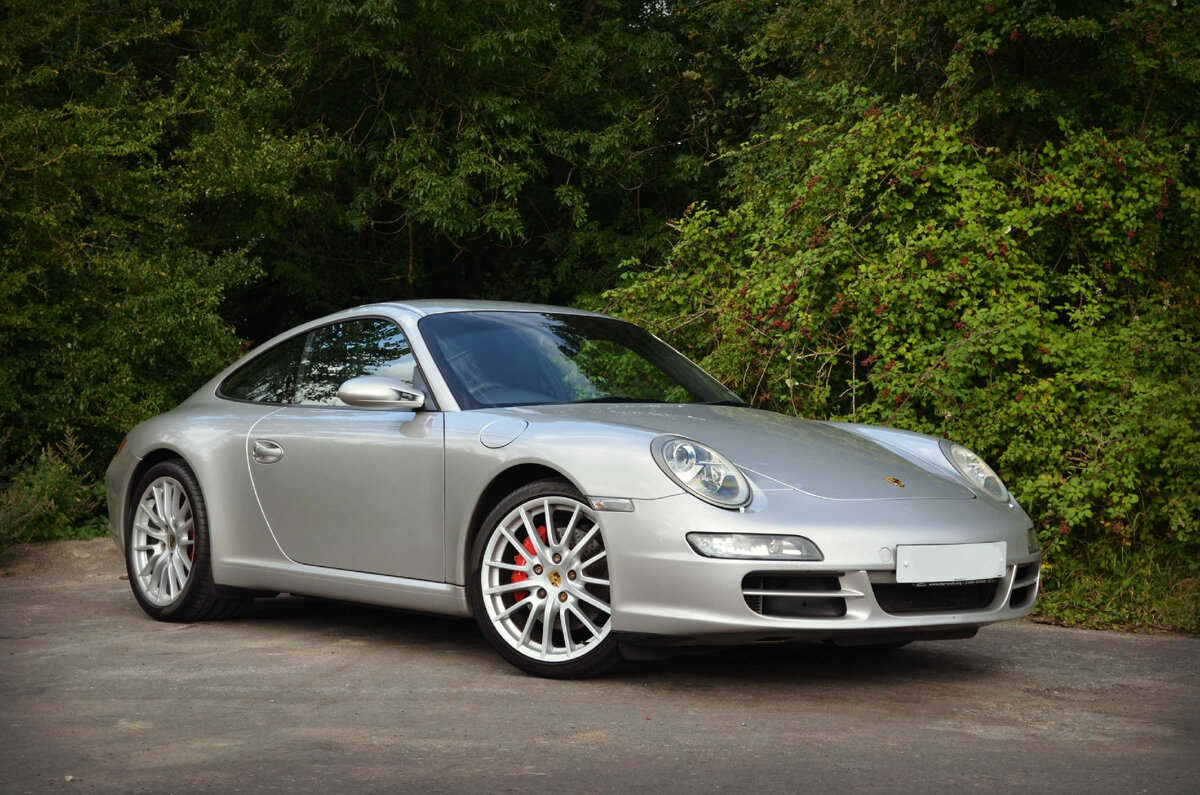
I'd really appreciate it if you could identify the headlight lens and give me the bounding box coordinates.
[941,441,1009,502]
[652,436,751,508]
[687,533,822,560]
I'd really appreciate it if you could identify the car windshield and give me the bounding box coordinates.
[418,311,744,409]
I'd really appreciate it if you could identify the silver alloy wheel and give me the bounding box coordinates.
[480,496,611,662]
[131,476,196,607]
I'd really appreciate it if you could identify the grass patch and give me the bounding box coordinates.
[1036,543,1200,634]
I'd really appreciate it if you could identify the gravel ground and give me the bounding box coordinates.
[2,538,1198,793]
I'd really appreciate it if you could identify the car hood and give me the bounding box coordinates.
[507,403,974,501]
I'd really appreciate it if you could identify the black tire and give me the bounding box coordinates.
[467,479,620,679]
[125,459,248,622]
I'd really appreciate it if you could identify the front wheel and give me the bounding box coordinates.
[468,479,619,678]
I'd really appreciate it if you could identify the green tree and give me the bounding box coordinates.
[0,0,717,542]
[0,1,266,472]
[176,0,718,339]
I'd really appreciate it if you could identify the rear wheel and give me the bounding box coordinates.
[468,479,619,678]
[125,460,247,621]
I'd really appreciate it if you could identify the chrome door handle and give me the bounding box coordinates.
[252,439,284,464]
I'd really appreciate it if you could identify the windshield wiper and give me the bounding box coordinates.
[568,395,664,404]
[701,399,751,407]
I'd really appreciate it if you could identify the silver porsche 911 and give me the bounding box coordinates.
[106,300,1040,677]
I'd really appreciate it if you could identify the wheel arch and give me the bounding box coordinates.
[123,448,196,538]
[463,463,579,578]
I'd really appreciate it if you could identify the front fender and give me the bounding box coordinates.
[442,410,683,584]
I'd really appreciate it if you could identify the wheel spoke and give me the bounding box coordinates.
[541,499,555,547]
[539,598,555,659]
[543,498,570,550]
[162,481,176,522]
[570,587,611,615]
[136,523,168,542]
[484,559,528,573]
[562,504,581,541]
[566,602,602,641]
[555,600,572,653]
[580,573,610,586]
[484,580,534,597]
[166,559,179,597]
[565,524,599,563]
[170,482,185,520]
[136,502,162,528]
[518,604,539,647]
[494,596,532,622]
[497,525,526,558]
[151,485,167,528]
[562,605,576,654]
[519,507,551,562]
[579,550,607,571]
[149,554,169,595]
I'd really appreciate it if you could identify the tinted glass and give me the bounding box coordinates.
[219,334,306,403]
[294,318,415,406]
[419,311,741,409]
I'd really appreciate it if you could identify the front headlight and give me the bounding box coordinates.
[652,435,751,509]
[941,441,1009,502]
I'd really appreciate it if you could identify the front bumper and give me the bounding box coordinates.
[600,490,1040,646]
[104,446,139,555]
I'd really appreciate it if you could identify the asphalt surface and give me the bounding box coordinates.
[1,539,1198,794]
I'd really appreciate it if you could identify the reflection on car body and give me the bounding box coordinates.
[107,300,1040,678]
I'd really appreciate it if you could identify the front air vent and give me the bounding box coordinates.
[742,572,848,618]
[1009,562,1041,609]
[872,579,999,614]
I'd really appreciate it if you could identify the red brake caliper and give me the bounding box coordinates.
[510,525,547,602]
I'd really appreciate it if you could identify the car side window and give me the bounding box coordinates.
[293,318,419,407]
[219,334,307,404]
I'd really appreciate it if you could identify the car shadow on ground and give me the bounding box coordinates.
[227,593,992,687]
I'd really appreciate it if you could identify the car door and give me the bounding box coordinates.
[246,317,445,580]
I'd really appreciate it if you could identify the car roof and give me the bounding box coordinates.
[348,299,609,319]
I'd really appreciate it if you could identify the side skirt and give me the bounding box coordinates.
[214,559,472,618]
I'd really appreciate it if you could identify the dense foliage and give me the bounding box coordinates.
[0,2,255,517]
[1,0,712,543]
[603,1,1199,627]
[1,0,1196,628]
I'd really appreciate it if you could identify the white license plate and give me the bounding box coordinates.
[895,542,1006,584]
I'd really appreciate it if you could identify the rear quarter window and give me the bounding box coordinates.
[218,334,306,404]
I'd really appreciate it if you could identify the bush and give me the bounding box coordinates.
[602,84,1199,571]
[0,431,103,550]
[601,4,1200,631]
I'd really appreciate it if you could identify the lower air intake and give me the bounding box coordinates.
[742,573,847,618]
[872,580,998,614]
